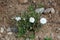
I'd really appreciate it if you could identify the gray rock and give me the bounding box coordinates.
[7,27,11,32]
[7,26,18,33]
[35,8,45,13]
[44,8,51,13]
[44,8,55,13]
[10,27,18,33]
[50,8,55,13]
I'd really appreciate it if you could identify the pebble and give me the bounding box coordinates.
[7,27,11,32]
[35,36,39,40]
[9,5,13,8]
[18,0,28,3]
[57,35,60,39]
[35,8,45,13]
[44,8,51,13]
[26,38,30,40]
[50,8,55,13]
[32,0,36,3]
[7,32,12,35]
[10,27,18,33]
[7,26,18,33]
[0,27,4,33]
[58,28,60,31]
[44,8,55,13]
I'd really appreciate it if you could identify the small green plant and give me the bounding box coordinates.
[16,5,40,38]
[28,5,35,11]
[14,4,44,39]
[44,36,52,40]
[29,32,35,40]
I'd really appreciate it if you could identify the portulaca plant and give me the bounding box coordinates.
[14,5,47,40]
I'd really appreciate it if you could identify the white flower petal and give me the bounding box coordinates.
[29,17,35,23]
[15,17,21,21]
[40,18,47,24]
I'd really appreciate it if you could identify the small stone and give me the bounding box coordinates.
[7,32,12,35]
[44,8,51,13]
[50,8,55,13]
[57,35,60,39]
[26,38,30,40]
[35,8,45,13]
[36,36,38,38]
[7,27,11,32]
[58,28,60,31]
[11,27,18,33]
[32,0,36,3]
[0,27,4,33]
[9,5,13,8]
[44,8,55,13]
[18,0,28,3]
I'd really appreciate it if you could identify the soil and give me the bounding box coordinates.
[0,0,60,40]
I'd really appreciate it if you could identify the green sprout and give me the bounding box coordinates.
[16,4,43,39]
[28,5,34,11]
[44,36,52,40]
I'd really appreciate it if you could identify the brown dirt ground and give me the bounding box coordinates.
[0,0,60,40]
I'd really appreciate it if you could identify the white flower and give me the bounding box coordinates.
[35,8,45,13]
[40,18,47,24]
[15,17,21,21]
[29,17,35,23]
